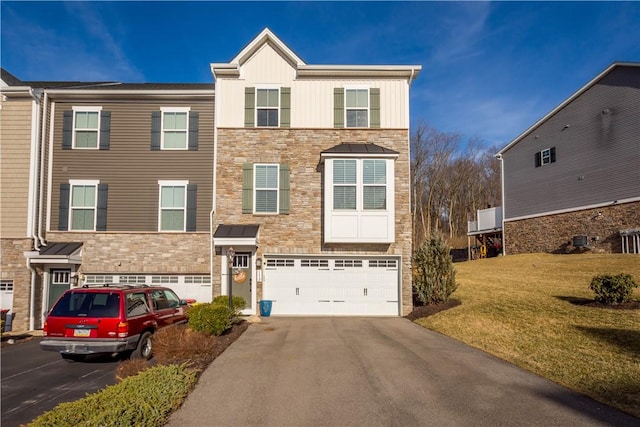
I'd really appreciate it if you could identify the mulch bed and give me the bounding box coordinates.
[404,299,462,321]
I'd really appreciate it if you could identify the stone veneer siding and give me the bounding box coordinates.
[214,128,413,315]
[1,238,40,331]
[47,232,211,274]
[504,201,640,254]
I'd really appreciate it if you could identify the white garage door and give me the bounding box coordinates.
[263,257,399,316]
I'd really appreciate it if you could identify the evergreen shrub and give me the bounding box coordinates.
[589,273,638,305]
[412,231,457,305]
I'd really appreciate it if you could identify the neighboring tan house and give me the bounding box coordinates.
[497,62,640,255]
[1,70,42,330]
[211,29,421,316]
[1,28,421,329]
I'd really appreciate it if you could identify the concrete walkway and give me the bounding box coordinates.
[167,317,638,427]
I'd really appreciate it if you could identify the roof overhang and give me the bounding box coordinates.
[498,61,640,156]
[213,224,260,247]
[1,86,39,100]
[45,89,214,102]
[25,242,83,265]
[297,65,421,79]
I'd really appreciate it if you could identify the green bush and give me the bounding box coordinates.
[589,273,638,305]
[186,303,232,336]
[212,295,246,318]
[412,231,457,305]
[30,364,197,427]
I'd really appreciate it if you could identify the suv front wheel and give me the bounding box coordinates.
[132,331,153,360]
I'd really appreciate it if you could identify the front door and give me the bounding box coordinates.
[49,269,71,309]
[232,253,252,309]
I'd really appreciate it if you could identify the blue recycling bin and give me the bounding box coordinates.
[259,300,272,317]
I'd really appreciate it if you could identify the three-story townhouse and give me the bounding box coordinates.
[211,29,421,316]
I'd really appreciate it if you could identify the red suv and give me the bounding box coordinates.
[40,284,188,361]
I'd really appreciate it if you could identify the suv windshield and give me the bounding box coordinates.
[49,292,120,318]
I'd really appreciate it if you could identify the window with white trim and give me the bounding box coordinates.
[159,181,188,231]
[254,164,279,214]
[161,107,189,150]
[256,88,279,127]
[535,146,556,167]
[266,259,295,267]
[84,275,114,284]
[70,180,99,231]
[332,159,386,211]
[73,106,101,149]
[0,280,14,291]
[345,88,369,128]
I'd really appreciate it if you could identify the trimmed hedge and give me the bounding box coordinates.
[30,364,197,427]
[186,303,232,336]
[589,273,638,305]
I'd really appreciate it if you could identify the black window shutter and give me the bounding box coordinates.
[186,184,197,231]
[535,152,542,168]
[188,111,199,151]
[242,163,253,213]
[151,111,161,150]
[96,184,108,231]
[58,183,70,231]
[99,111,111,150]
[62,111,73,150]
[550,147,556,163]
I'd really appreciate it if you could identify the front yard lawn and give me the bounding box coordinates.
[415,253,640,418]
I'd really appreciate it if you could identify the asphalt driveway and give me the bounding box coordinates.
[167,317,638,426]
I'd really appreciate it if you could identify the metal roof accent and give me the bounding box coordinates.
[321,143,399,157]
[39,242,83,256]
[214,224,260,239]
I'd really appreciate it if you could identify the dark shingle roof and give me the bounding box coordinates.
[213,224,260,239]
[322,143,399,155]
[39,242,83,256]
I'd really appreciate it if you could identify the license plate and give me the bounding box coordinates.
[74,329,91,337]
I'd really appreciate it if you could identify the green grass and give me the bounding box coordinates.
[416,253,640,417]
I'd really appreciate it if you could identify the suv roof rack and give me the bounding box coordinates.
[80,283,150,289]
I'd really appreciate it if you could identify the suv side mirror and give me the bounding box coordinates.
[179,300,189,306]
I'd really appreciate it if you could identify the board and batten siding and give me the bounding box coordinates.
[49,100,214,232]
[0,98,34,238]
[215,43,410,129]
[502,66,640,220]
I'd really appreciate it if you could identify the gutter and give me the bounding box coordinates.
[496,153,506,255]
[37,91,49,247]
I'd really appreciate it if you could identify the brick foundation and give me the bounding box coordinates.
[504,201,640,254]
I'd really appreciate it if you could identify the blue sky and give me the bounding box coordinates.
[2,1,639,148]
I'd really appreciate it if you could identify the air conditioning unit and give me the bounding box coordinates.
[572,235,588,247]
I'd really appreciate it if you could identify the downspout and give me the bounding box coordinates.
[496,153,506,256]
[37,91,49,247]
[211,76,218,299]
[27,89,41,250]
[26,257,37,331]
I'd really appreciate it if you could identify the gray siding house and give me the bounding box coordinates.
[498,62,640,254]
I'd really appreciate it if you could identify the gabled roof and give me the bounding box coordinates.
[498,61,640,155]
[1,68,23,86]
[211,28,421,81]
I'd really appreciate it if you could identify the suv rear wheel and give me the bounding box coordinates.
[132,331,153,360]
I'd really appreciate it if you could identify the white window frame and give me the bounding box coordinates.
[255,86,280,128]
[160,107,190,150]
[323,157,395,243]
[158,180,189,232]
[72,106,102,149]
[344,86,370,128]
[253,164,279,214]
[541,148,552,165]
[69,179,99,231]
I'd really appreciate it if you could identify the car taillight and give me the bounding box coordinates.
[43,320,48,336]
[117,321,129,338]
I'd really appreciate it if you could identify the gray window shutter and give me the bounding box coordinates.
[188,111,199,151]
[58,183,70,231]
[96,183,108,231]
[99,111,111,150]
[186,184,197,231]
[62,111,73,150]
[280,87,291,128]
[279,164,290,214]
[151,111,161,150]
[334,88,344,128]
[245,87,255,127]
[370,88,380,128]
[535,152,542,168]
[242,163,253,213]
[550,147,556,163]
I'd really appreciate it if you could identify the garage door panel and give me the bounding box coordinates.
[264,257,399,316]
